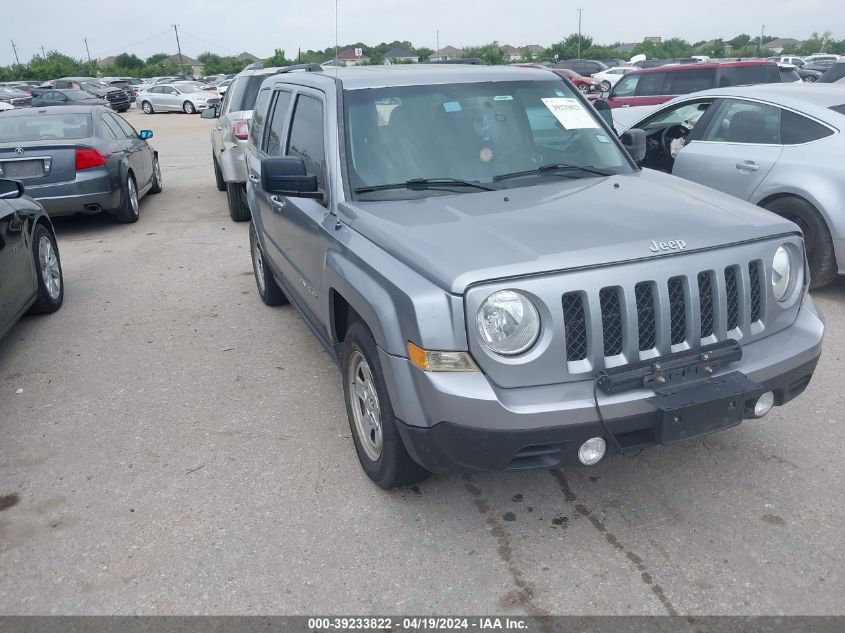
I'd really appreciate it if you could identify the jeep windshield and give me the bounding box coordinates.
[344,80,633,200]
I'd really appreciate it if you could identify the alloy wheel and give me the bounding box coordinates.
[252,234,266,294]
[38,236,61,300]
[347,350,383,462]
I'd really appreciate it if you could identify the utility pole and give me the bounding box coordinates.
[172,24,184,73]
[759,25,764,54]
[436,29,440,60]
[10,40,19,65]
[334,0,339,70]
[41,45,46,57]
[577,8,583,58]
[84,37,91,62]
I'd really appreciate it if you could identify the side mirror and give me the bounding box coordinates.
[200,106,218,119]
[138,129,153,140]
[592,99,614,128]
[620,128,647,163]
[0,178,25,200]
[261,156,321,198]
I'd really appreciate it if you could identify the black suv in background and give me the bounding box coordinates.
[50,77,130,112]
[554,59,609,76]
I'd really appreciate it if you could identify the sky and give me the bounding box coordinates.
[0,0,837,66]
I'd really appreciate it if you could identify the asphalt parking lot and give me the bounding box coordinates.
[1,107,844,616]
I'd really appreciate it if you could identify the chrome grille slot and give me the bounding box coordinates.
[698,272,715,338]
[599,287,623,357]
[725,266,740,331]
[749,261,762,323]
[562,292,588,361]
[668,277,687,345]
[635,282,657,351]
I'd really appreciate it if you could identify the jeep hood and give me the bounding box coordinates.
[338,169,800,294]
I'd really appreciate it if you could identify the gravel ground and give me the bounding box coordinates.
[0,108,843,615]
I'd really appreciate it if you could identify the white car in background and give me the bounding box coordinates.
[592,66,636,92]
[137,83,221,114]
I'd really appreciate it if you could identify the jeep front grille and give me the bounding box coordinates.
[561,260,766,367]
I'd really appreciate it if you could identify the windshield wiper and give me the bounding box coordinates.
[354,177,497,194]
[493,163,614,182]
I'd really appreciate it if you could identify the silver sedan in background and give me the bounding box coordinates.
[137,83,221,115]
[621,83,845,287]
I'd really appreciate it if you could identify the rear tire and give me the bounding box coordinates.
[183,101,196,114]
[577,83,589,94]
[600,80,611,92]
[226,182,251,222]
[213,154,225,191]
[764,196,837,288]
[249,222,287,306]
[27,224,64,315]
[341,319,431,489]
[141,101,154,114]
[113,173,140,223]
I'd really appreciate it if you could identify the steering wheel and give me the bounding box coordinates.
[661,124,690,160]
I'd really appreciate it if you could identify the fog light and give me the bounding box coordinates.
[753,391,775,418]
[578,437,607,466]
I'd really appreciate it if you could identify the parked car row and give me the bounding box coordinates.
[197,63,826,488]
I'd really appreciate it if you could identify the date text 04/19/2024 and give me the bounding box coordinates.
[307,617,529,630]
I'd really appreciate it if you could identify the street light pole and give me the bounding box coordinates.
[577,8,583,58]
[10,40,19,65]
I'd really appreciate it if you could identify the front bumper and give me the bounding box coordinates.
[384,297,824,473]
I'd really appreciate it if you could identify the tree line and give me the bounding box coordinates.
[1,32,843,82]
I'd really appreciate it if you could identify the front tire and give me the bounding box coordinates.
[183,101,196,114]
[249,222,287,306]
[113,173,140,223]
[149,155,163,194]
[577,83,589,94]
[600,80,611,92]
[27,224,64,315]
[804,75,817,82]
[341,320,431,489]
[141,101,154,114]
[764,196,837,288]
[226,182,251,222]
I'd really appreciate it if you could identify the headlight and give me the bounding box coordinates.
[476,290,541,355]
[772,245,794,301]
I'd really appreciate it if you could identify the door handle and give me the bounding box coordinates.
[735,161,760,172]
[214,126,222,131]
[270,195,286,211]
[622,104,630,108]
[248,173,260,182]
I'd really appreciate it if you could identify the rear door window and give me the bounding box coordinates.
[286,94,326,187]
[637,73,669,96]
[249,88,273,147]
[780,110,834,144]
[101,114,124,139]
[668,69,716,94]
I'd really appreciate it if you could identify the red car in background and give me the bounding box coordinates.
[513,64,601,98]
[605,60,780,109]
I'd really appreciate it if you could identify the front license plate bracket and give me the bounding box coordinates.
[647,371,765,444]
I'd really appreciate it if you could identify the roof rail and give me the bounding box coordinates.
[275,63,324,74]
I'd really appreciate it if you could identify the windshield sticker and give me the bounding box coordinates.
[480,147,494,163]
[541,97,599,129]
[443,101,462,112]
[493,95,513,101]
[596,134,611,143]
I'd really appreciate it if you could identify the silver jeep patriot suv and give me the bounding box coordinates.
[244,64,824,489]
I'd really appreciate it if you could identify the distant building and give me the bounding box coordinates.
[335,48,370,66]
[236,52,262,63]
[166,53,202,75]
[384,47,419,64]
[433,45,461,61]
[763,38,802,54]
[501,45,523,62]
[613,43,638,54]
[524,44,546,59]
[644,36,663,45]
[97,56,117,67]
